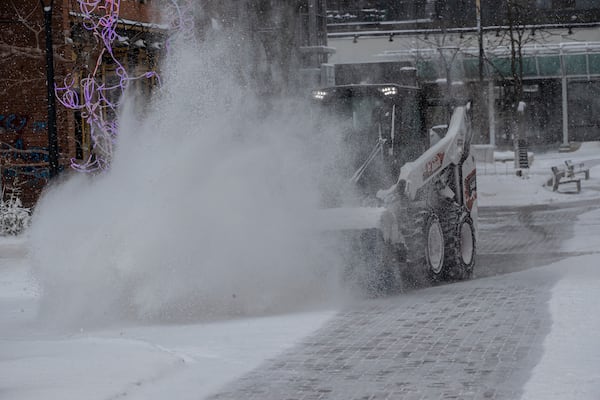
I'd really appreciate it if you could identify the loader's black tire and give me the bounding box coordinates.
[441,204,476,281]
[403,210,446,286]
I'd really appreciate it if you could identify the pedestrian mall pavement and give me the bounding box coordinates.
[211,274,555,400]
[208,144,600,400]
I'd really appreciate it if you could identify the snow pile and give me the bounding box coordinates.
[28,30,344,328]
[0,187,31,236]
[521,208,600,400]
[0,306,334,400]
[0,179,31,236]
[477,143,600,208]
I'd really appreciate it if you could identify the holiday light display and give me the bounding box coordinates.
[56,0,173,172]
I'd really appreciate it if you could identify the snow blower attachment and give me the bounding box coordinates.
[312,83,478,294]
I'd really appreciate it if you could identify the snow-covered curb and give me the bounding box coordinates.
[1,235,337,400]
[477,168,600,208]
[521,208,600,400]
[477,142,600,208]
[0,235,28,259]
[0,302,335,400]
[521,255,600,400]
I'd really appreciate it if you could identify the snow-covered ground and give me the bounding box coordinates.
[476,142,600,399]
[477,141,600,207]
[521,207,600,399]
[2,143,600,399]
[0,241,335,400]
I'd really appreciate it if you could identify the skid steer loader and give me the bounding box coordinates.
[312,83,478,293]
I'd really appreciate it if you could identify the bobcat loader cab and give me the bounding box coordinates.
[312,84,428,202]
[312,83,478,293]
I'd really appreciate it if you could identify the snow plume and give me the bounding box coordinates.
[29,25,345,329]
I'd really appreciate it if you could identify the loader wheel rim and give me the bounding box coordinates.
[427,219,444,274]
[460,221,474,265]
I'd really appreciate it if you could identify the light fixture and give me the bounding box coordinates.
[312,90,328,100]
[379,86,398,96]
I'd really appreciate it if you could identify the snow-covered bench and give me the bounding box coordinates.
[564,160,590,180]
[550,166,581,193]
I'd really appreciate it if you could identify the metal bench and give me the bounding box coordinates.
[550,166,581,193]
[565,160,590,180]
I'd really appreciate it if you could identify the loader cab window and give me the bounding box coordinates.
[313,88,396,197]
[312,86,428,200]
[328,95,387,135]
[394,90,426,162]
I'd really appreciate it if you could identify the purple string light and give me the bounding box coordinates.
[56,0,168,173]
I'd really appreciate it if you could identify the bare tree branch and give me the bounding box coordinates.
[0,42,43,59]
[9,0,44,50]
[0,75,45,96]
[0,41,72,63]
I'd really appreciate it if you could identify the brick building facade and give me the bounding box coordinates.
[0,0,162,206]
[1,1,330,206]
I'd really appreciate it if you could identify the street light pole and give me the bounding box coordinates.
[475,0,495,146]
[40,0,59,179]
[476,0,484,83]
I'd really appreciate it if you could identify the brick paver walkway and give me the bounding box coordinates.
[208,203,592,400]
[210,275,554,400]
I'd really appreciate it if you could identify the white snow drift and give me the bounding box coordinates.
[28,30,344,328]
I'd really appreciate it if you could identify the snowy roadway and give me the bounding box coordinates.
[205,203,600,400]
[476,199,600,278]
[2,145,600,399]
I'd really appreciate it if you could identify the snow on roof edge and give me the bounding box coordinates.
[69,11,169,31]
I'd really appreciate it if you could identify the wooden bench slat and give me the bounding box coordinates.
[551,165,581,193]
